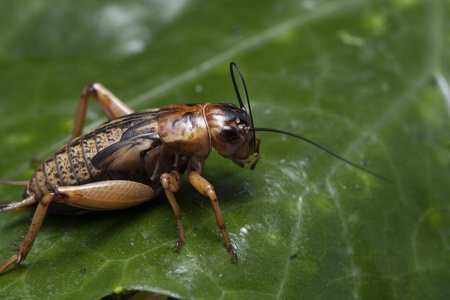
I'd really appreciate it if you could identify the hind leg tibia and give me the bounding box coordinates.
[0,180,154,274]
[0,195,37,213]
[0,192,54,274]
[72,83,134,139]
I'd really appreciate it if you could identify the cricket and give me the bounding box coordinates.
[0,62,391,274]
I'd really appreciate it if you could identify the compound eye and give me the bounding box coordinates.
[221,125,241,144]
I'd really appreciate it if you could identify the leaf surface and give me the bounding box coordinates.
[0,0,449,299]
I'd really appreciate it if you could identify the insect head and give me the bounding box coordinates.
[224,62,392,183]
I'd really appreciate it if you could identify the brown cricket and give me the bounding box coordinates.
[0,62,391,274]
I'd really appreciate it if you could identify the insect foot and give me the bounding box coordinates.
[0,192,56,274]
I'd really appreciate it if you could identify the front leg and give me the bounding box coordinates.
[188,171,237,261]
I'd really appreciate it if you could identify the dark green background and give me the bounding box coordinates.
[0,0,449,299]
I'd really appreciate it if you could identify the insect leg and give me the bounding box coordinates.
[55,180,154,210]
[188,171,237,261]
[0,180,154,274]
[72,83,134,139]
[0,195,37,212]
[0,180,29,186]
[160,173,186,251]
[0,192,55,274]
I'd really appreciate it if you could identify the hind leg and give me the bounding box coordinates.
[0,180,29,187]
[72,83,134,139]
[0,181,35,212]
[0,195,37,212]
[0,180,154,274]
[0,192,54,274]
[0,180,31,210]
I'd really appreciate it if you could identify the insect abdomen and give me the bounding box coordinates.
[26,124,131,201]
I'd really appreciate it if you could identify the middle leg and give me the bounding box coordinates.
[160,172,186,251]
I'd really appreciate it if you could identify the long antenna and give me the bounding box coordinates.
[230,62,245,109]
[251,127,394,183]
[230,62,256,152]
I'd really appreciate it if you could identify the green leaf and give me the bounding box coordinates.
[1,0,449,299]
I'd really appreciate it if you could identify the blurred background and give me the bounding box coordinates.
[0,1,449,299]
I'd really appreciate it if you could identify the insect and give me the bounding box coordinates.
[0,62,391,274]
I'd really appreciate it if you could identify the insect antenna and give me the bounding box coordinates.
[229,62,391,183]
[230,62,256,152]
[250,127,394,183]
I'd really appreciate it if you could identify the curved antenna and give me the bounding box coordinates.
[230,62,255,127]
[230,62,256,152]
[230,62,245,108]
[250,127,394,183]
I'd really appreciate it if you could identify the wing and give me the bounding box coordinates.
[91,109,163,171]
[91,108,164,172]
[91,133,161,171]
